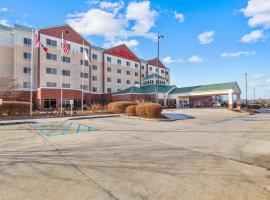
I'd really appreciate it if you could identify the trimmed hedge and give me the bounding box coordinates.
[126,105,137,116]
[136,103,163,118]
[107,101,137,113]
[0,101,30,115]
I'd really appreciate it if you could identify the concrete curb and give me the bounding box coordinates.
[121,115,193,121]
[0,114,121,125]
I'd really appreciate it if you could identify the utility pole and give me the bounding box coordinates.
[253,87,256,104]
[245,73,248,105]
[156,35,164,104]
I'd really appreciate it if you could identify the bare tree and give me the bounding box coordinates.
[0,76,20,99]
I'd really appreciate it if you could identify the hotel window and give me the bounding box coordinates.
[141,74,144,78]
[46,67,57,74]
[149,67,152,71]
[107,77,111,82]
[135,72,138,76]
[62,83,71,88]
[92,87,97,92]
[80,47,89,54]
[22,82,30,89]
[46,39,57,47]
[80,60,89,66]
[165,71,168,75]
[43,99,56,109]
[126,61,130,66]
[92,76,97,81]
[117,59,121,64]
[62,70,71,76]
[107,67,111,72]
[117,69,121,74]
[127,80,130,84]
[92,65,97,70]
[107,88,112,93]
[107,56,111,62]
[135,63,138,68]
[46,53,57,61]
[126,71,130,75]
[92,54,97,60]
[80,85,89,91]
[141,65,144,70]
[46,82,57,87]
[156,68,158,73]
[23,38,31,46]
[62,56,71,63]
[135,81,139,85]
[161,70,165,74]
[23,67,31,75]
[80,72,89,78]
[23,52,31,60]
[117,79,121,84]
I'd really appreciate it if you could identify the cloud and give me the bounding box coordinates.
[198,31,215,45]
[0,19,9,26]
[0,7,8,12]
[99,1,124,14]
[67,1,158,47]
[188,55,203,63]
[163,56,183,64]
[252,73,264,80]
[104,39,138,48]
[125,1,158,38]
[241,0,270,28]
[220,51,256,58]
[174,11,184,23]
[241,30,264,43]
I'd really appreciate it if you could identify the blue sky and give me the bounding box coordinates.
[0,0,270,99]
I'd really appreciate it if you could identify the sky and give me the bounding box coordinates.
[0,0,269,99]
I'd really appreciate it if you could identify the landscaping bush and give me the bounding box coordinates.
[136,103,163,118]
[107,101,137,113]
[90,103,104,111]
[0,101,30,115]
[126,105,137,116]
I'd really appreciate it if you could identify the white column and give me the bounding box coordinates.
[176,98,180,109]
[228,92,233,109]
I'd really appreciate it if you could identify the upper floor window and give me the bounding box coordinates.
[46,82,57,87]
[46,53,57,61]
[92,76,97,81]
[80,47,89,54]
[62,56,71,63]
[80,60,89,66]
[135,72,138,76]
[92,54,97,60]
[135,81,139,85]
[23,82,30,89]
[80,72,88,78]
[117,69,121,74]
[141,65,144,70]
[62,83,71,88]
[126,71,130,75]
[23,52,31,60]
[117,59,121,64]
[127,80,130,84]
[107,56,111,62]
[107,77,112,82]
[62,70,71,76]
[149,67,152,71]
[107,88,112,93]
[107,67,111,72]
[141,74,145,78]
[80,85,89,91]
[92,87,97,92]
[126,61,130,66]
[23,67,31,75]
[92,65,97,70]
[161,70,165,74]
[46,39,57,47]
[46,67,57,74]
[165,71,168,75]
[23,38,32,46]
[117,79,121,84]
[135,63,138,68]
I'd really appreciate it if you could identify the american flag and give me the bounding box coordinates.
[62,39,70,55]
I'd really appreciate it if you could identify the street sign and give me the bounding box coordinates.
[0,99,2,106]
[70,100,74,105]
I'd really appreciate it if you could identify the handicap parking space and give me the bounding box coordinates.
[30,120,99,137]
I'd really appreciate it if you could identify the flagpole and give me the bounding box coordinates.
[30,28,34,117]
[81,41,85,112]
[60,31,64,115]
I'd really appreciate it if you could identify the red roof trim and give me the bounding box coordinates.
[147,58,166,69]
[104,44,140,62]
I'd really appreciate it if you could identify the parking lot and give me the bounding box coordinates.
[0,109,270,200]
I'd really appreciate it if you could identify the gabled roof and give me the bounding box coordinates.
[39,24,90,46]
[170,82,238,94]
[104,44,140,62]
[148,58,166,69]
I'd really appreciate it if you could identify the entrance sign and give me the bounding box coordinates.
[70,100,74,105]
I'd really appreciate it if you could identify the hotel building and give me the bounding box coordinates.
[0,24,241,110]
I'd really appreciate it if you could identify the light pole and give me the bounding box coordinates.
[156,35,164,103]
[245,73,248,105]
[253,87,256,104]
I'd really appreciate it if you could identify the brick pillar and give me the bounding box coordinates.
[236,94,241,110]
